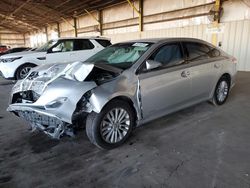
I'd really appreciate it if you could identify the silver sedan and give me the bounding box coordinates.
[7,38,237,149]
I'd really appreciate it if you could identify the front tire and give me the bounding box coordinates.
[15,64,36,80]
[86,99,135,149]
[212,76,230,105]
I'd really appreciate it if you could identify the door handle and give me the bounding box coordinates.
[181,70,190,78]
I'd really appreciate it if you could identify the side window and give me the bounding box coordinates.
[51,40,74,52]
[185,42,211,61]
[95,39,111,47]
[74,39,94,51]
[149,43,183,67]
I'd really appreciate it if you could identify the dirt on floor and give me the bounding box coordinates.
[0,72,250,188]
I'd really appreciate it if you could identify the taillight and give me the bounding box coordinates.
[231,57,237,64]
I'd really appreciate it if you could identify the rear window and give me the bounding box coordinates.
[184,42,221,61]
[185,42,210,61]
[95,39,111,47]
[74,39,94,51]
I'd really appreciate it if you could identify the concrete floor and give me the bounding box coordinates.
[0,72,250,188]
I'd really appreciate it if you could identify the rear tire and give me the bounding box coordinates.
[212,76,230,106]
[86,99,135,149]
[15,63,36,80]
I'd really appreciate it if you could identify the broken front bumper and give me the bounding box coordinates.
[7,104,73,139]
[8,77,97,139]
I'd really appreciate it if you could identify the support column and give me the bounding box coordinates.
[127,0,143,32]
[139,0,143,32]
[57,22,60,37]
[23,33,26,46]
[74,17,78,37]
[212,0,221,46]
[84,9,101,36]
[45,26,48,42]
[98,10,103,36]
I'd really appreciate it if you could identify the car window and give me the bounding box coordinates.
[36,40,57,52]
[87,42,152,70]
[11,48,22,53]
[184,42,211,61]
[74,39,94,51]
[95,39,111,47]
[52,40,74,52]
[149,43,183,68]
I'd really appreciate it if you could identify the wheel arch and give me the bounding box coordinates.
[14,62,37,79]
[209,72,232,100]
[220,73,231,87]
[90,94,139,123]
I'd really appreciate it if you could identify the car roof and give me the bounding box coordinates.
[56,36,110,41]
[123,37,211,45]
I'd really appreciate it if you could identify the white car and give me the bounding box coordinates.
[0,37,111,80]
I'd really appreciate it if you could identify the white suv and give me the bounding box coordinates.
[0,37,111,80]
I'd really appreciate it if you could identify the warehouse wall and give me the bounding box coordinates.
[0,27,25,47]
[101,0,250,71]
[26,0,250,71]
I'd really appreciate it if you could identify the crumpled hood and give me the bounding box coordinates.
[12,61,121,96]
[29,61,96,82]
[31,61,122,76]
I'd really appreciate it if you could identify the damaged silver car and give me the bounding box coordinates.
[7,38,237,149]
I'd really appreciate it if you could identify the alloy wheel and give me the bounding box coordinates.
[100,108,131,144]
[19,67,32,79]
[216,80,229,102]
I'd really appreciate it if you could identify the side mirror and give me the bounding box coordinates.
[146,60,162,71]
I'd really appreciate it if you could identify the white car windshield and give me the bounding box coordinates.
[35,40,58,52]
[86,42,152,69]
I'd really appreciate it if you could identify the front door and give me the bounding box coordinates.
[138,43,192,120]
[46,39,74,64]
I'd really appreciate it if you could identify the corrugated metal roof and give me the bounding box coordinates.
[0,0,126,33]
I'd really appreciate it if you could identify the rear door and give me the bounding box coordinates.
[138,42,192,120]
[183,41,221,102]
[71,39,97,61]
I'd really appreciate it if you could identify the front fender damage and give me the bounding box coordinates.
[7,62,140,139]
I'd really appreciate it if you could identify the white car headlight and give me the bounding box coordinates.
[2,57,22,63]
